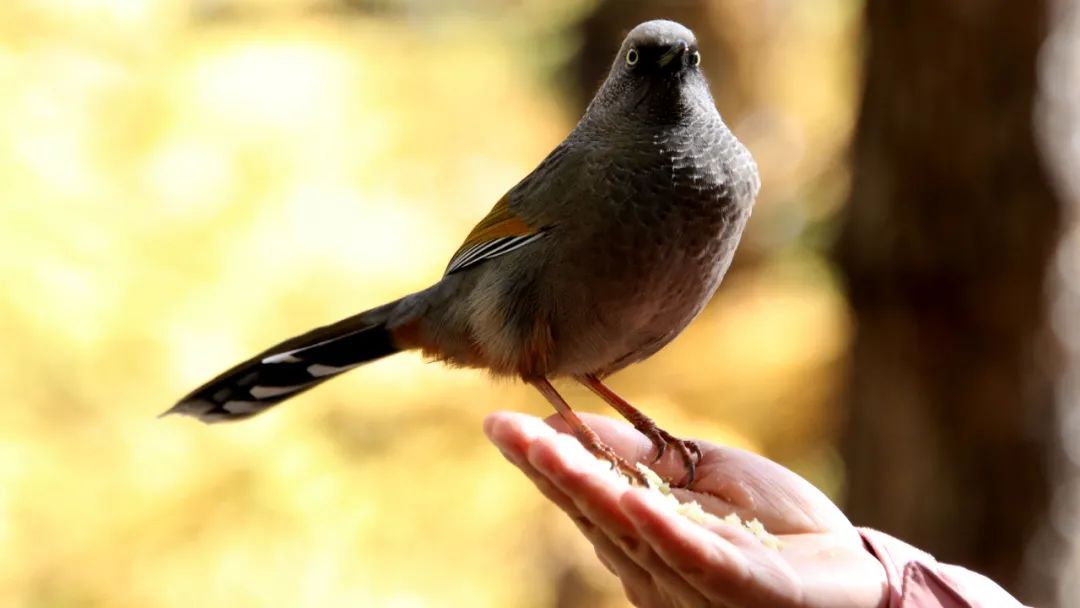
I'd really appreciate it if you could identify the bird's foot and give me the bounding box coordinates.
[575,374,702,488]
[638,425,701,489]
[526,376,647,486]
[586,440,647,486]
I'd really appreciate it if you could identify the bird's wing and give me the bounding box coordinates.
[444,195,548,275]
[443,140,586,276]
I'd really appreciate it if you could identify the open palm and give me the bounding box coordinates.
[484,411,886,608]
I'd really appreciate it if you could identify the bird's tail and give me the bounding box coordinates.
[164,299,406,423]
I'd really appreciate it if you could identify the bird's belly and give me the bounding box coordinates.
[545,198,747,377]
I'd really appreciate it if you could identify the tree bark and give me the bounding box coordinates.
[1031,0,1080,603]
[836,2,1063,603]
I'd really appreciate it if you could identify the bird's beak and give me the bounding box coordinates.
[657,41,689,67]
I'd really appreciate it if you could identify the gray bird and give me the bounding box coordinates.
[166,19,760,486]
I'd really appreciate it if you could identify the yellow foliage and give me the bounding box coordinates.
[0,2,857,606]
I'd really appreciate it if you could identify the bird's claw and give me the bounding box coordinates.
[687,440,703,461]
[639,426,701,489]
[588,442,646,485]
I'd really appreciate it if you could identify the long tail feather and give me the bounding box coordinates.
[164,308,401,423]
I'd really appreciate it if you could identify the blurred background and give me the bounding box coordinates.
[1,0,1078,606]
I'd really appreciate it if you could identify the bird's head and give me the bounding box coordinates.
[587,20,711,122]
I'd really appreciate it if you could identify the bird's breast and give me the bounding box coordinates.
[589,129,749,281]
[535,126,754,375]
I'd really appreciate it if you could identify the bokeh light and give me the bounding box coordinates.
[0,1,861,605]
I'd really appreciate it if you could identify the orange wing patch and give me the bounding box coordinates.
[458,196,532,249]
[445,196,545,275]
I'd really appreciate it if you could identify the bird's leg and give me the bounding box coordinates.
[526,376,645,485]
[578,374,702,488]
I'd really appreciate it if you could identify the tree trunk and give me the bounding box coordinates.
[836,2,1063,603]
[1032,0,1080,603]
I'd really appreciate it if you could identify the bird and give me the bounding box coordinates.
[165,19,760,487]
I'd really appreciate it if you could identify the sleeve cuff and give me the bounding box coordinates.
[858,527,1028,608]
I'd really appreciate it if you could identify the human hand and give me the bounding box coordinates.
[484,411,887,608]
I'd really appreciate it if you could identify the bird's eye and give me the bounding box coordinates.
[626,48,639,66]
[688,51,701,67]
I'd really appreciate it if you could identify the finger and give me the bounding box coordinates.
[591,526,713,608]
[620,487,764,604]
[526,432,638,540]
[485,411,560,462]
[484,412,583,516]
[485,412,659,573]
[485,411,650,555]
[541,410,852,536]
[566,494,678,608]
[528,431,711,606]
[538,412,762,532]
[540,410,860,541]
[582,510,648,581]
[484,413,680,605]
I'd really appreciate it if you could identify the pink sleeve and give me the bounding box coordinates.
[858,528,1030,608]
